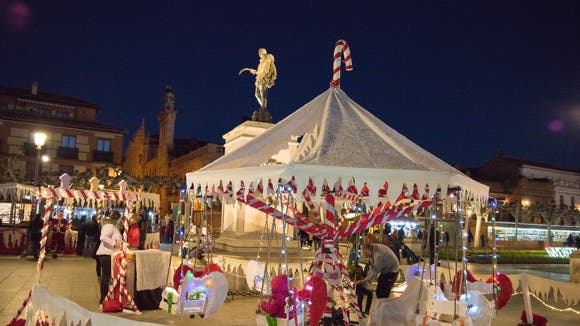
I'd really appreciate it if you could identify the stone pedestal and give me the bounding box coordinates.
[222,120,273,155]
[252,108,272,123]
[215,232,301,254]
[570,251,580,283]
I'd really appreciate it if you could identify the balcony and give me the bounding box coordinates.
[92,150,114,163]
[56,146,79,160]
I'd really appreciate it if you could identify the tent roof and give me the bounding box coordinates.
[202,87,460,173]
[189,88,488,202]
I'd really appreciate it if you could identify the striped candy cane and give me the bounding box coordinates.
[105,201,140,313]
[12,197,54,323]
[10,289,32,324]
[37,199,54,282]
[329,39,353,87]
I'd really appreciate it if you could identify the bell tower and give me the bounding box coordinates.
[159,86,177,151]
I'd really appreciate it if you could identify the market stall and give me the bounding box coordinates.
[0,183,35,254]
[114,248,171,310]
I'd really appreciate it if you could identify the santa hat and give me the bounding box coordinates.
[359,182,369,197]
[321,179,331,196]
[395,183,411,204]
[421,184,430,200]
[411,184,420,200]
[378,181,389,198]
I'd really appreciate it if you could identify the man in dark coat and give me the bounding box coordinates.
[29,214,43,260]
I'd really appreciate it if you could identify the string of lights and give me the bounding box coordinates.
[511,291,580,315]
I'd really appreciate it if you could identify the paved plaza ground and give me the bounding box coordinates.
[1,255,579,325]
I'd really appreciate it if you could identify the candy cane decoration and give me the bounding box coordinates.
[10,289,32,324]
[37,199,54,282]
[329,39,353,87]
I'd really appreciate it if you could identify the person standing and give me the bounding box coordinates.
[355,264,373,317]
[95,212,122,307]
[358,243,399,299]
[76,216,87,256]
[29,213,43,260]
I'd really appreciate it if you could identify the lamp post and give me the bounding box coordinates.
[33,132,47,186]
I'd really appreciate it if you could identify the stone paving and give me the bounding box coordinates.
[1,255,579,325]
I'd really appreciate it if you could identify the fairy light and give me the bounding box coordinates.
[431,195,439,285]
[512,291,580,315]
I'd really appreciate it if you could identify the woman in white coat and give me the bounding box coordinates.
[95,212,122,307]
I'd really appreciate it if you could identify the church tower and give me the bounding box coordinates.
[159,86,177,151]
[156,86,176,176]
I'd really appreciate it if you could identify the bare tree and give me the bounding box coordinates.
[531,200,562,245]
[499,201,529,241]
[0,154,25,183]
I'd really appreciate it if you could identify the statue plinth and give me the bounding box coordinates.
[252,107,272,123]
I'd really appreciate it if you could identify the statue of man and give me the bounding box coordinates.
[239,48,277,109]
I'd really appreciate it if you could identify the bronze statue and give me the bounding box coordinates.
[239,48,277,109]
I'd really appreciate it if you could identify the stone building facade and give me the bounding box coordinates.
[123,87,224,215]
[0,82,125,183]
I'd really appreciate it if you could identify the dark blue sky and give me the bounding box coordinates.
[2,1,580,169]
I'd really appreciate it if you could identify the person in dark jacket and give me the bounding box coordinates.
[29,214,43,260]
[84,215,101,276]
[76,215,87,256]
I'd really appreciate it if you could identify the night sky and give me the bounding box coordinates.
[2,1,580,170]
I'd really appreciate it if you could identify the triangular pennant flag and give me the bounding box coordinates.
[256,179,264,195]
[267,179,275,195]
[333,178,343,195]
[290,176,297,194]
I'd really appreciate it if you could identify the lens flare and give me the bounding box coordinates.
[547,119,564,132]
[5,1,31,31]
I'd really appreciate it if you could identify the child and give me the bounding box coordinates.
[354,263,372,317]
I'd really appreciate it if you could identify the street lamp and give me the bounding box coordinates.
[33,132,47,186]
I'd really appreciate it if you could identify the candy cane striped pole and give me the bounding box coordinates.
[37,198,54,282]
[12,196,54,323]
[105,201,140,313]
[329,39,353,88]
[10,289,32,324]
[121,201,140,312]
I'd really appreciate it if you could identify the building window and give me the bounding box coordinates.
[560,195,564,207]
[61,135,76,148]
[572,197,576,209]
[97,139,111,152]
[55,111,70,119]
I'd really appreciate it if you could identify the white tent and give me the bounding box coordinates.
[0,183,36,202]
[187,87,488,203]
